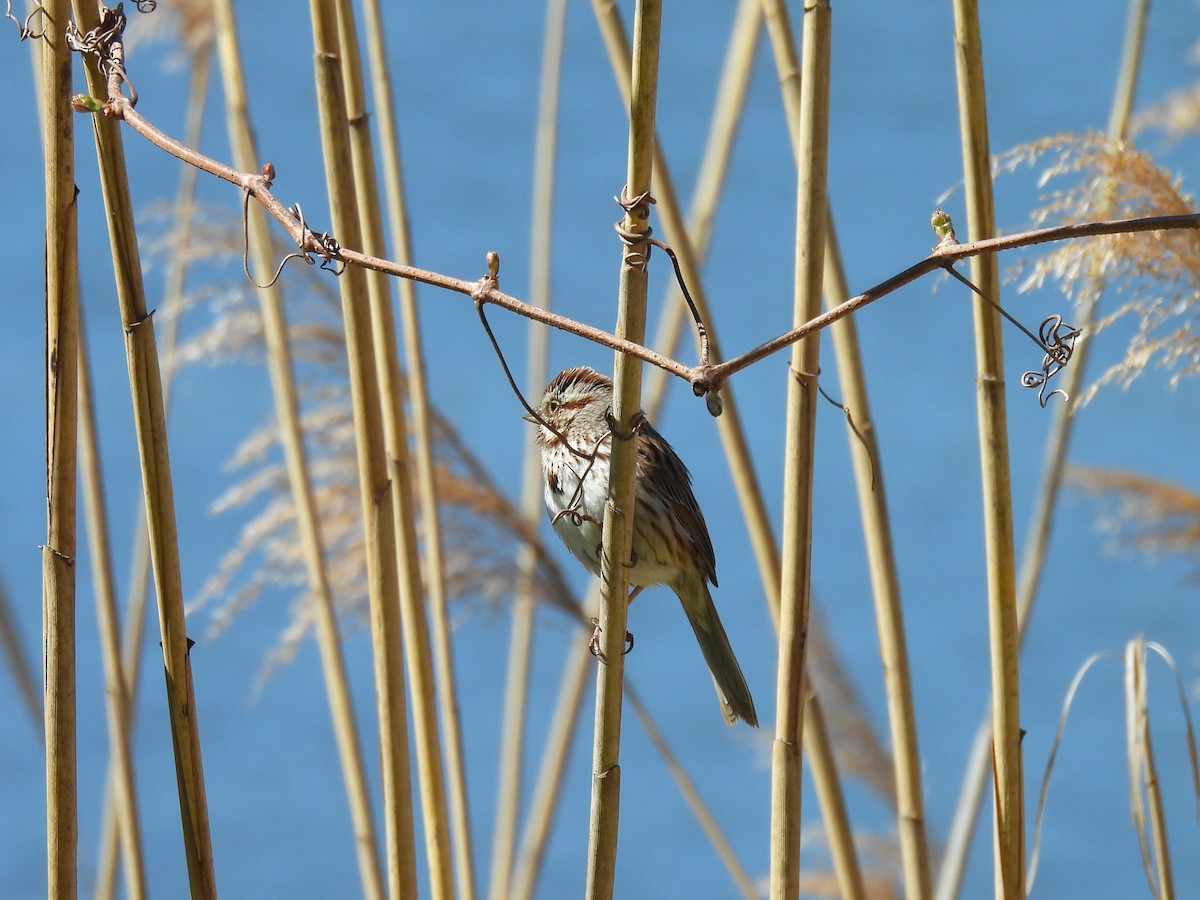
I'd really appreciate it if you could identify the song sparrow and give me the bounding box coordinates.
[525,366,758,727]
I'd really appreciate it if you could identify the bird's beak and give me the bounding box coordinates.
[522,411,540,425]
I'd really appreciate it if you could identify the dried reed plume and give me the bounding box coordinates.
[1067,466,1200,564]
[999,132,1200,402]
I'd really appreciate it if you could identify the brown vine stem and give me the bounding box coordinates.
[97,97,1200,398]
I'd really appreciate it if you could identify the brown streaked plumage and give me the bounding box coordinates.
[524,366,758,727]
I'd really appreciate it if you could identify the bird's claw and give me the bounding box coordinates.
[588,617,634,661]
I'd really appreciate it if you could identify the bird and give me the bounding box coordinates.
[525,365,758,727]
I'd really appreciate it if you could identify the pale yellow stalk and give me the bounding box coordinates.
[509,624,594,900]
[359,0,477,894]
[805,692,866,900]
[78,323,147,899]
[209,2,386,896]
[330,3,456,895]
[307,3,417,896]
[768,3,830,897]
[586,4,662,897]
[949,3,1024,896]
[41,3,78,893]
[489,1,568,897]
[936,4,1152,895]
[71,1,217,891]
[0,579,39,730]
[95,51,209,900]
[1126,638,1173,898]
[762,2,931,891]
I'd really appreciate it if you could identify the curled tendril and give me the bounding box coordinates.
[65,4,139,106]
[945,264,1083,409]
[135,0,157,11]
[546,431,615,530]
[287,203,343,274]
[241,199,345,288]
[4,1,47,40]
[612,186,655,270]
[1021,315,1082,406]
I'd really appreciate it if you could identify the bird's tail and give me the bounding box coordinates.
[679,579,758,727]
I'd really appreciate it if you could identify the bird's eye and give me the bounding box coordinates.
[548,399,560,412]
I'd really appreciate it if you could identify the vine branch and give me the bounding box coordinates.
[74,4,1200,403]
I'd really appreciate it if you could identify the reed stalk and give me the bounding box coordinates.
[592,0,782,634]
[489,1,568,897]
[71,1,217,891]
[597,6,873,888]
[208,3,386,896]
[94,49,209,900]
[510,624,596,900]
[948,3,1023,896]
[359,0,477,894]
[41,2,78,893]
[78,321,147,899]
[641,0,761,415]
[761,2,931,892]
[585,3,662,896]
[768,2,831,896]
[511,584,758,898]
[626,685,760,900]
[0,578,40,731]
[934,3,1152,895]
[330,3,456,895]
[805,691,866,900]
[307,3,417,895]
[1125,638,1175,899]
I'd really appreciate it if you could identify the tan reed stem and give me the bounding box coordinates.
[510,624,595,900]
[359,0,477,894]
[307,3,417,896]
[949,3,1024,896]
[42,2,78,893]
[592,0,782,628]
[585,3,662,897]
[489,1,568,897]
[762,2,932,890]
[641,0,761,416]
[600,4,875,887]
[94,48,209,900]
[625,685,760,900]
[0,577,40,731]
[71,1,217,892]
[22,15,48,746]
[331,3,456,895]
[620,6,889,830]
[209,2,386,896]
[769,2,830,897]
[78,319,147,900]
[1126,638,1175,899]
[935,3,1152,895]
[825,226,930,893]
[805,691,867,900]
[511,585,760,899]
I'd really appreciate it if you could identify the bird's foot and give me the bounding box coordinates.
[588,617,634,662]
